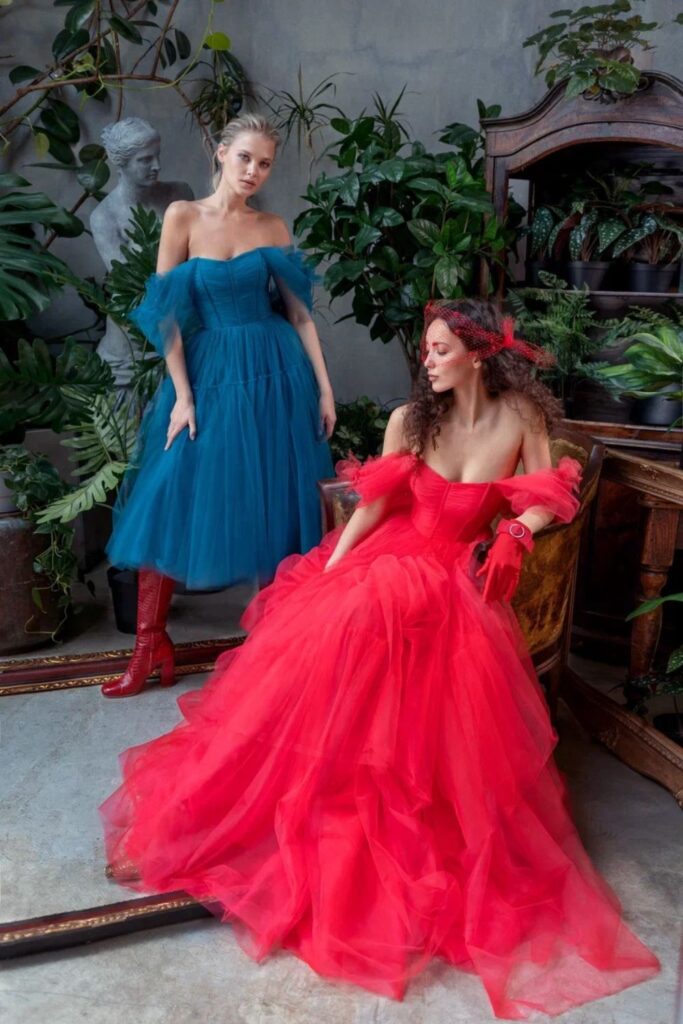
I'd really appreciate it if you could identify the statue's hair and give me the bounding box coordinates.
[212,114,280,189]
[101,117,160,167]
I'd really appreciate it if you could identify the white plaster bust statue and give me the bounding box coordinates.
[90,118,193,388]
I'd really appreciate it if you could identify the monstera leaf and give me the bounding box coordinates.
[36,394,137,525]
[0,337,113,435]
[0,173,84,321]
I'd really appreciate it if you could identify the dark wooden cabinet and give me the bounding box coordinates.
[481,77,683,801]
[480,75,683,668]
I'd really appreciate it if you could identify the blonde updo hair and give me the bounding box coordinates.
[211,114,280,189]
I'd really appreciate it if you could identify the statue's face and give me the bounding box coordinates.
[121,138,161,187]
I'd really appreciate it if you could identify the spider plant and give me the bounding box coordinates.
[262,68,345,163]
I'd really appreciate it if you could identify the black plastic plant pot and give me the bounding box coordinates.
[107,566,138,634]
[627,261,680,293]
[632,387,683,427]
[565,261,610,290]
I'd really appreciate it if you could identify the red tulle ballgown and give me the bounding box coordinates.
[100,452,659,1019]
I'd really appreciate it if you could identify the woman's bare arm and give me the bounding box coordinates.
[324,407,408,570]
[514,412,556,534]
[155,202,197,448]
[268,218,336,438]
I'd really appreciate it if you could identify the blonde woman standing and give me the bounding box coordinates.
[103,114,335,698]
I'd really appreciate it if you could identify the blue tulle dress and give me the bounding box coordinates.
[106,246,334,590]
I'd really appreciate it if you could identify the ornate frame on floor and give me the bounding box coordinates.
[0,637,243,697]
[0,635,245,959]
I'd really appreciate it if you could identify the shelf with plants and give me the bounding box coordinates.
[518,142,683,303]
[482,68,683,431]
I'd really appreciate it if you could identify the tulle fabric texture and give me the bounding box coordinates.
[101,453,659,1017]
[106,247,333,589]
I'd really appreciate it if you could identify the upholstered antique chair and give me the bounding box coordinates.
[318,426,603,719]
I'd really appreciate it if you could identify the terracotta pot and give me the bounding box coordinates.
[0,512,61,654]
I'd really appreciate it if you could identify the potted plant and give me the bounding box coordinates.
[0,444,80,652]
[524,168,640,291]
[610,208,683,293]
[508,272,630,419]
[295,94,513,378]
[597,322,683,426]
[561,207,630,290]
[28,207,165,630]
[523,2,683,103]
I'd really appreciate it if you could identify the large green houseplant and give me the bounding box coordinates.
[597,322,683,426]
[0,205,160,643]
[523,1,683,102]
[294,95,513,377]
[32,206,163,526]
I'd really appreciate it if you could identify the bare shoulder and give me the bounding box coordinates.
[163,199,196,226]
[382,404,411,454]
[388,404,409,428]
[256,212,291,246]
[503,390,545,430]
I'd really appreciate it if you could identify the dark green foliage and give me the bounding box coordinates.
[0,445,79,624]
[294,95,512,376]
[329,397,391,463]
[0,337,114,436]
[0,174,84,321]
[508,273,612,400]
[522,2,678,100]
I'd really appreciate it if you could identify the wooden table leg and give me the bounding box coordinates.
[629,496,680,679]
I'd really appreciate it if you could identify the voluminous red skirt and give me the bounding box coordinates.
[101,507,659,1018]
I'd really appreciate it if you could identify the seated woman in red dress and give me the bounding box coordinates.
[101,298,659,1019]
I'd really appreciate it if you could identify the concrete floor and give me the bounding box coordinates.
[2,647,682,1024]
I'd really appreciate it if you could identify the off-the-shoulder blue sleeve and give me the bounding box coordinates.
[261,246,318,312]
[128,260,201,357]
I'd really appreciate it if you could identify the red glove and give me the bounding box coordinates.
[476,520,534,603]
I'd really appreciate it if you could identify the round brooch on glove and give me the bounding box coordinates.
[495,518,535,553]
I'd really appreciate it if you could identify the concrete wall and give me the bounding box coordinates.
[2,0,682,404]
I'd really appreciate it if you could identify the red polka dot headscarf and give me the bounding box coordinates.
[420,301,555,368]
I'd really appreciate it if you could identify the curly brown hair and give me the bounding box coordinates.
[403,298,563,456]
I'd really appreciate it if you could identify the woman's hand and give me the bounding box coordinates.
[319,390,336,440]
[476,533,525,603]
[164,396,197,450]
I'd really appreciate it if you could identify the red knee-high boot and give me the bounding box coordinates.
[102,570,176,698]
